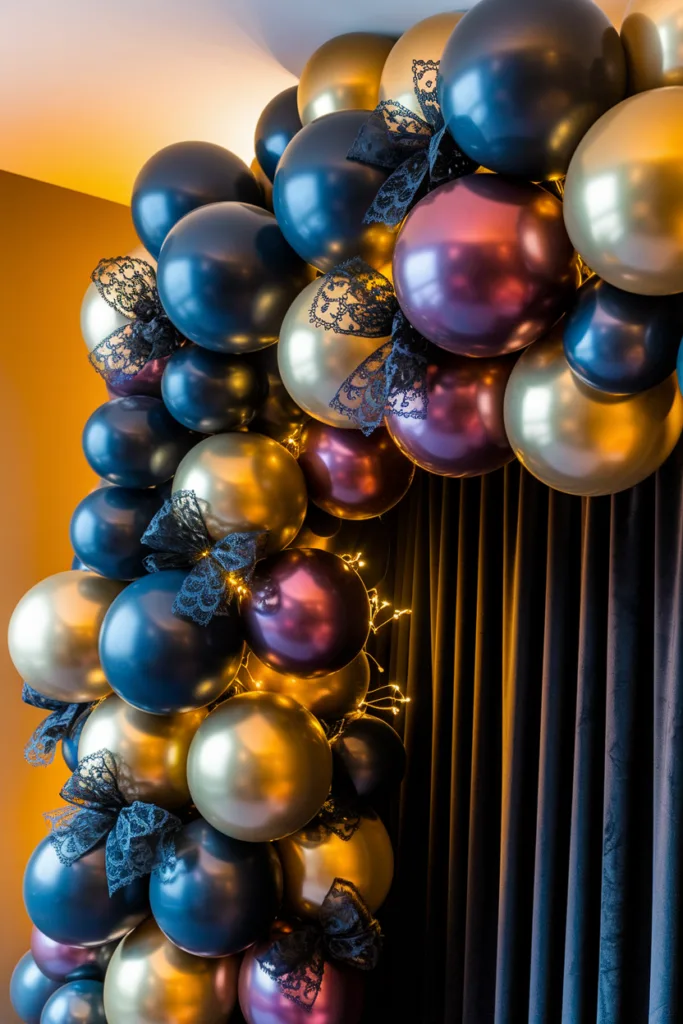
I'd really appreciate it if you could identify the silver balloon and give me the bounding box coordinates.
[80,246,155,355]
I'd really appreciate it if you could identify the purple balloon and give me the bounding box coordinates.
[31,927,117,983]
[106,355,169,399]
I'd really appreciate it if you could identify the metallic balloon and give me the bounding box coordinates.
[99,570,244,714]
[255,86,302,182]
[10,952,63,1024]
[62,707,92,772]
[103,917,239,1024]
[70,484,164,580]
[157,202,310,354]
[297,32,396,125]
[41,980,106,1024]
[31,927,117,983]
[132,141,262,258]
[149,817,282,956]
[504,327,683,496]
[393,176,576,356]
[563,277,683,394]
[273,110,397,273]
[241,650,371,721]
[293,513,391,591]
[298,421,415,519]
[8,570,124,703]
[621,0,683,93]
[277,811,394,918]
[161,344,268,433]
[379,13,463,116]
[251,158,273,211]
[564,87,683,296]
[386,348,516,477]
[242,548,371,677]
[247,343,309,445]
[332,715,406,799]
[187,692,333,842]
[78,695,206,810]
[172,432,307,552]
[24,838,149,947]
[439,0,626,181]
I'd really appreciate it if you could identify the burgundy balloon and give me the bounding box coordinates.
[298,422,415,520]
[386,348,516,477]
[393,175,576,357]
[241,548,371,678]
[30,928,117,983]
[105,356,169,398]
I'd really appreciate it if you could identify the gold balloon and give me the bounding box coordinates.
[8,571,125,703]
[78,695,206,811]
[80,246,154,354]
[503,327,683,496]
[103,917,239,1024]
[241,650,370,721]
[622,0,683,92]
[379,13,463,116]
[277,811,394,918]
[564,87,683,295]
[298,32,397,126]
[187,692,333,843]
[278,278,387,429]
[172,432,307,552]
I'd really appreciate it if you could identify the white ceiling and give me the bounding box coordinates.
[0,0,628,206]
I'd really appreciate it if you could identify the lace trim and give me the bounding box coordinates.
[309,257,396,337]
[22,683,94,768]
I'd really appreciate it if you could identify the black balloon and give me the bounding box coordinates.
[294,512,391,591]
[10,952,62,1024]
[332,715,406,799]
[161,344,268,433]
[70,485,164,580]
[40,980,106,1024]
[255,86,302,182]
[246,344,309,445]
[61,707,92,772]
[132,141,263,258]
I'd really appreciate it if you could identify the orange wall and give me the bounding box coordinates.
[0,170,137,1020]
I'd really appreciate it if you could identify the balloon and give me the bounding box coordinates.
[255,86,302,181]
[241,650,370,721]
[82,396,195,488]
[8,571,124,703]
[379,13,463,116]
[149,818,282,956]
[78,694,206,810]
[273,110,397,273]
[504,327,683,496]
[277,811,394,917]
[621,0,683,93]
[247,343,309,444]
[298,421,415,519]
[103,917,239,1024]
[62,707,92,772]
[99,570,243,714]
[69,484,164,580]
[297,32,396,125]
[242,549,371,677]
[187,692,332,842]
[239,936,364,1024]
[172,432,307,552]
[293,514,391,591]
[132,141,262,258]
[393,176,576,356]
[10,953,62,1024]
[278,278,387,428]
[40,980,106,1024]
[563,277,683,394]
[24,838,148,947]
[157,201,310,354]
[386,348,516,477]
[564,87,683,296]
[31,927,117,983]
[439,0,626,181]
[332,715,406,799]
[161,344,268,433]
[251,157,273,211]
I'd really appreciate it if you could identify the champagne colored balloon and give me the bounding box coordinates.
[172,432,307,552]
[298,32,396,125]
[103,917,239,1024]
[187,692,333,843]
[78,695,206,811]
[277,811,394,918]
[564,88,683,296]
[621,0,683,92]
[8,571,125,703]
[241,650,371,721]
[31,927,117,983]
[504,327,683,496]
[379,13,463,116]
[278,278,387,429]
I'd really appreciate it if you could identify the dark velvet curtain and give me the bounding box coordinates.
[368,440,683,1024]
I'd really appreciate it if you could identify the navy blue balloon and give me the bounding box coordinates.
[62,707,92,772]
[10,953,62,1024]
[70,485,164,580]
[24,838,148,948]
[157,202,309,354]
[332,714,406,799]
[82,396,195,488]
[40,980,106,1024]
[564,277,683,395]
[99,570,244,714]
[254,86,301,183]
[150,818,282,957]
[161,345,268,433]
[132,141,263,258]
[70,555,93,572]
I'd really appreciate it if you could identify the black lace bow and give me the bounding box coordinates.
[21,683,93,768]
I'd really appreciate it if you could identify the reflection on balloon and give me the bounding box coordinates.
[332,715,406,799]
[293,514,391,591]
[379,13,463,116]
[255,86,302,181]
[161,344,268,433]
[621,0,683,93]
[247,343,309,444]
[70,485,164,580]
[297,33,396,125]
[41,980,106,1024]
[242,650,371,721]
[31,927,117,983]
[62,707,91,772]
[10,952,63,1024]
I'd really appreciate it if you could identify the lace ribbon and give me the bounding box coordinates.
[256,878,383,1010]
[44,750,179,896]
[22,684,94,768]
[88,256,184,387]
[314,795,363,842]
[141,489,266,626]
